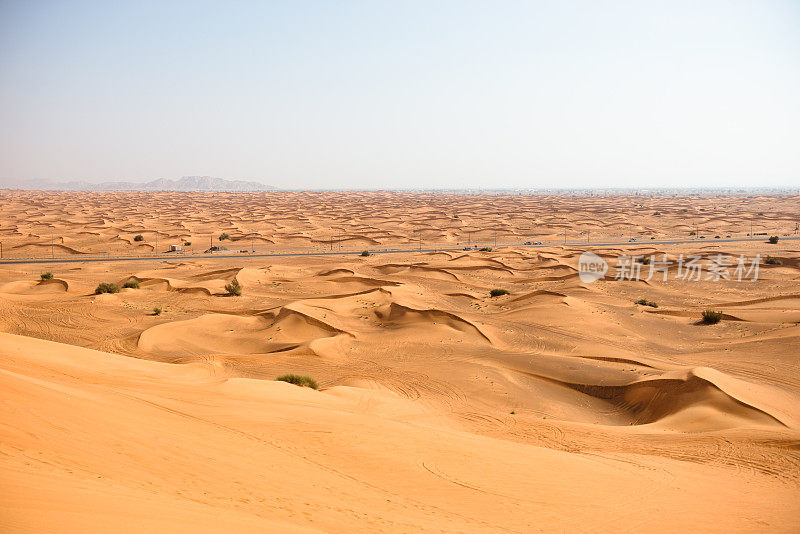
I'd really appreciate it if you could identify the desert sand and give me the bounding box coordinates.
[1,190,799,532]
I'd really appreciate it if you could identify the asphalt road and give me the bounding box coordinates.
[0,235,795,266]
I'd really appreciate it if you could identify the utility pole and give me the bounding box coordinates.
[494,230,497,248]
[564,228,566,245]
[51,231,54,259]
[210,234,213,253]
[419,230,422,251]
[155,229,158,257]
[251,234,254,253]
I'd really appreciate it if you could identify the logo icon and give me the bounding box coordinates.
[578,251,608,283]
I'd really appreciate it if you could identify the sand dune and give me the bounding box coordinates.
[3,333,799,533]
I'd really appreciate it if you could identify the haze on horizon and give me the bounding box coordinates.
[1,1,798,190]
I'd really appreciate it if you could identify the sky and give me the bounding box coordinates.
[0,0,798,190]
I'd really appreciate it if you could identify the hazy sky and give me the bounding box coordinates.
[1,1,798,189]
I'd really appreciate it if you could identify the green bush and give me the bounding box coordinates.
[219,232,230,241]
[40,272,53,281]
[764,256,782,265]
[276,374,318,389]
[123,279,140,289]
[689,231,696,236]
[152,306,162,316]
[133,234,144,242]
[183,241,191,246]
[225,278,242,296]
[768,235,779,244]
[360,250,371,256]
[701,310,723,324]
[635,298,658,308]
[479,247,492,252]
[95,282,120,294]
[489,288,509,297]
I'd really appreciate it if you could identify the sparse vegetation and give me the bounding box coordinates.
[768,235,779,244]
[225,278,242,296]
[94,282,120,294]
[152,306,162,316]
[638,256,651,265]
[276,374,318,389]
[40,272,53,280]
[635,298,658,308]
[764,256,782,265]
[360,250,371,256]
[219,232,230,241]
[689,231,696,236]
[479,247,492,252]
[701,310,723,324]
[123,279,140,289]
[183,241,191,246]
[133,234,144,242]
[490,288,509,297]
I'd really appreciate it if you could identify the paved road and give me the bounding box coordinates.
[0,235,795,266]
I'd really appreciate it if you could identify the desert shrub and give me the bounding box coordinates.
[489,288,509,297]
[689,231,696,236]
[764,256,782,265]
[701,310,723,324]
[152,306,162,316]
[638,257,651,265]
[95,282,120,294]
[133,234,144,242]
[123,279,140,289]
[276,374,318,389]
[479,247,492,252]
[635,298,658,308]
[40,272,53,280]
[183,241,191,246]
[768,235,779,244]
[360,250,371,256]
[225,278,242,296]
[714,235,720,239]
[219,232,230,241]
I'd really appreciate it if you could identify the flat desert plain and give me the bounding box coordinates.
[1,191,799,533]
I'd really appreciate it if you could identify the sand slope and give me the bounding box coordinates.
[2,333,799,533]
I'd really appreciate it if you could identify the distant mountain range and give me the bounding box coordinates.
[2,176,276,192]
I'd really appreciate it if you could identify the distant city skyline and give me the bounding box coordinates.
[1,1,798,189]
